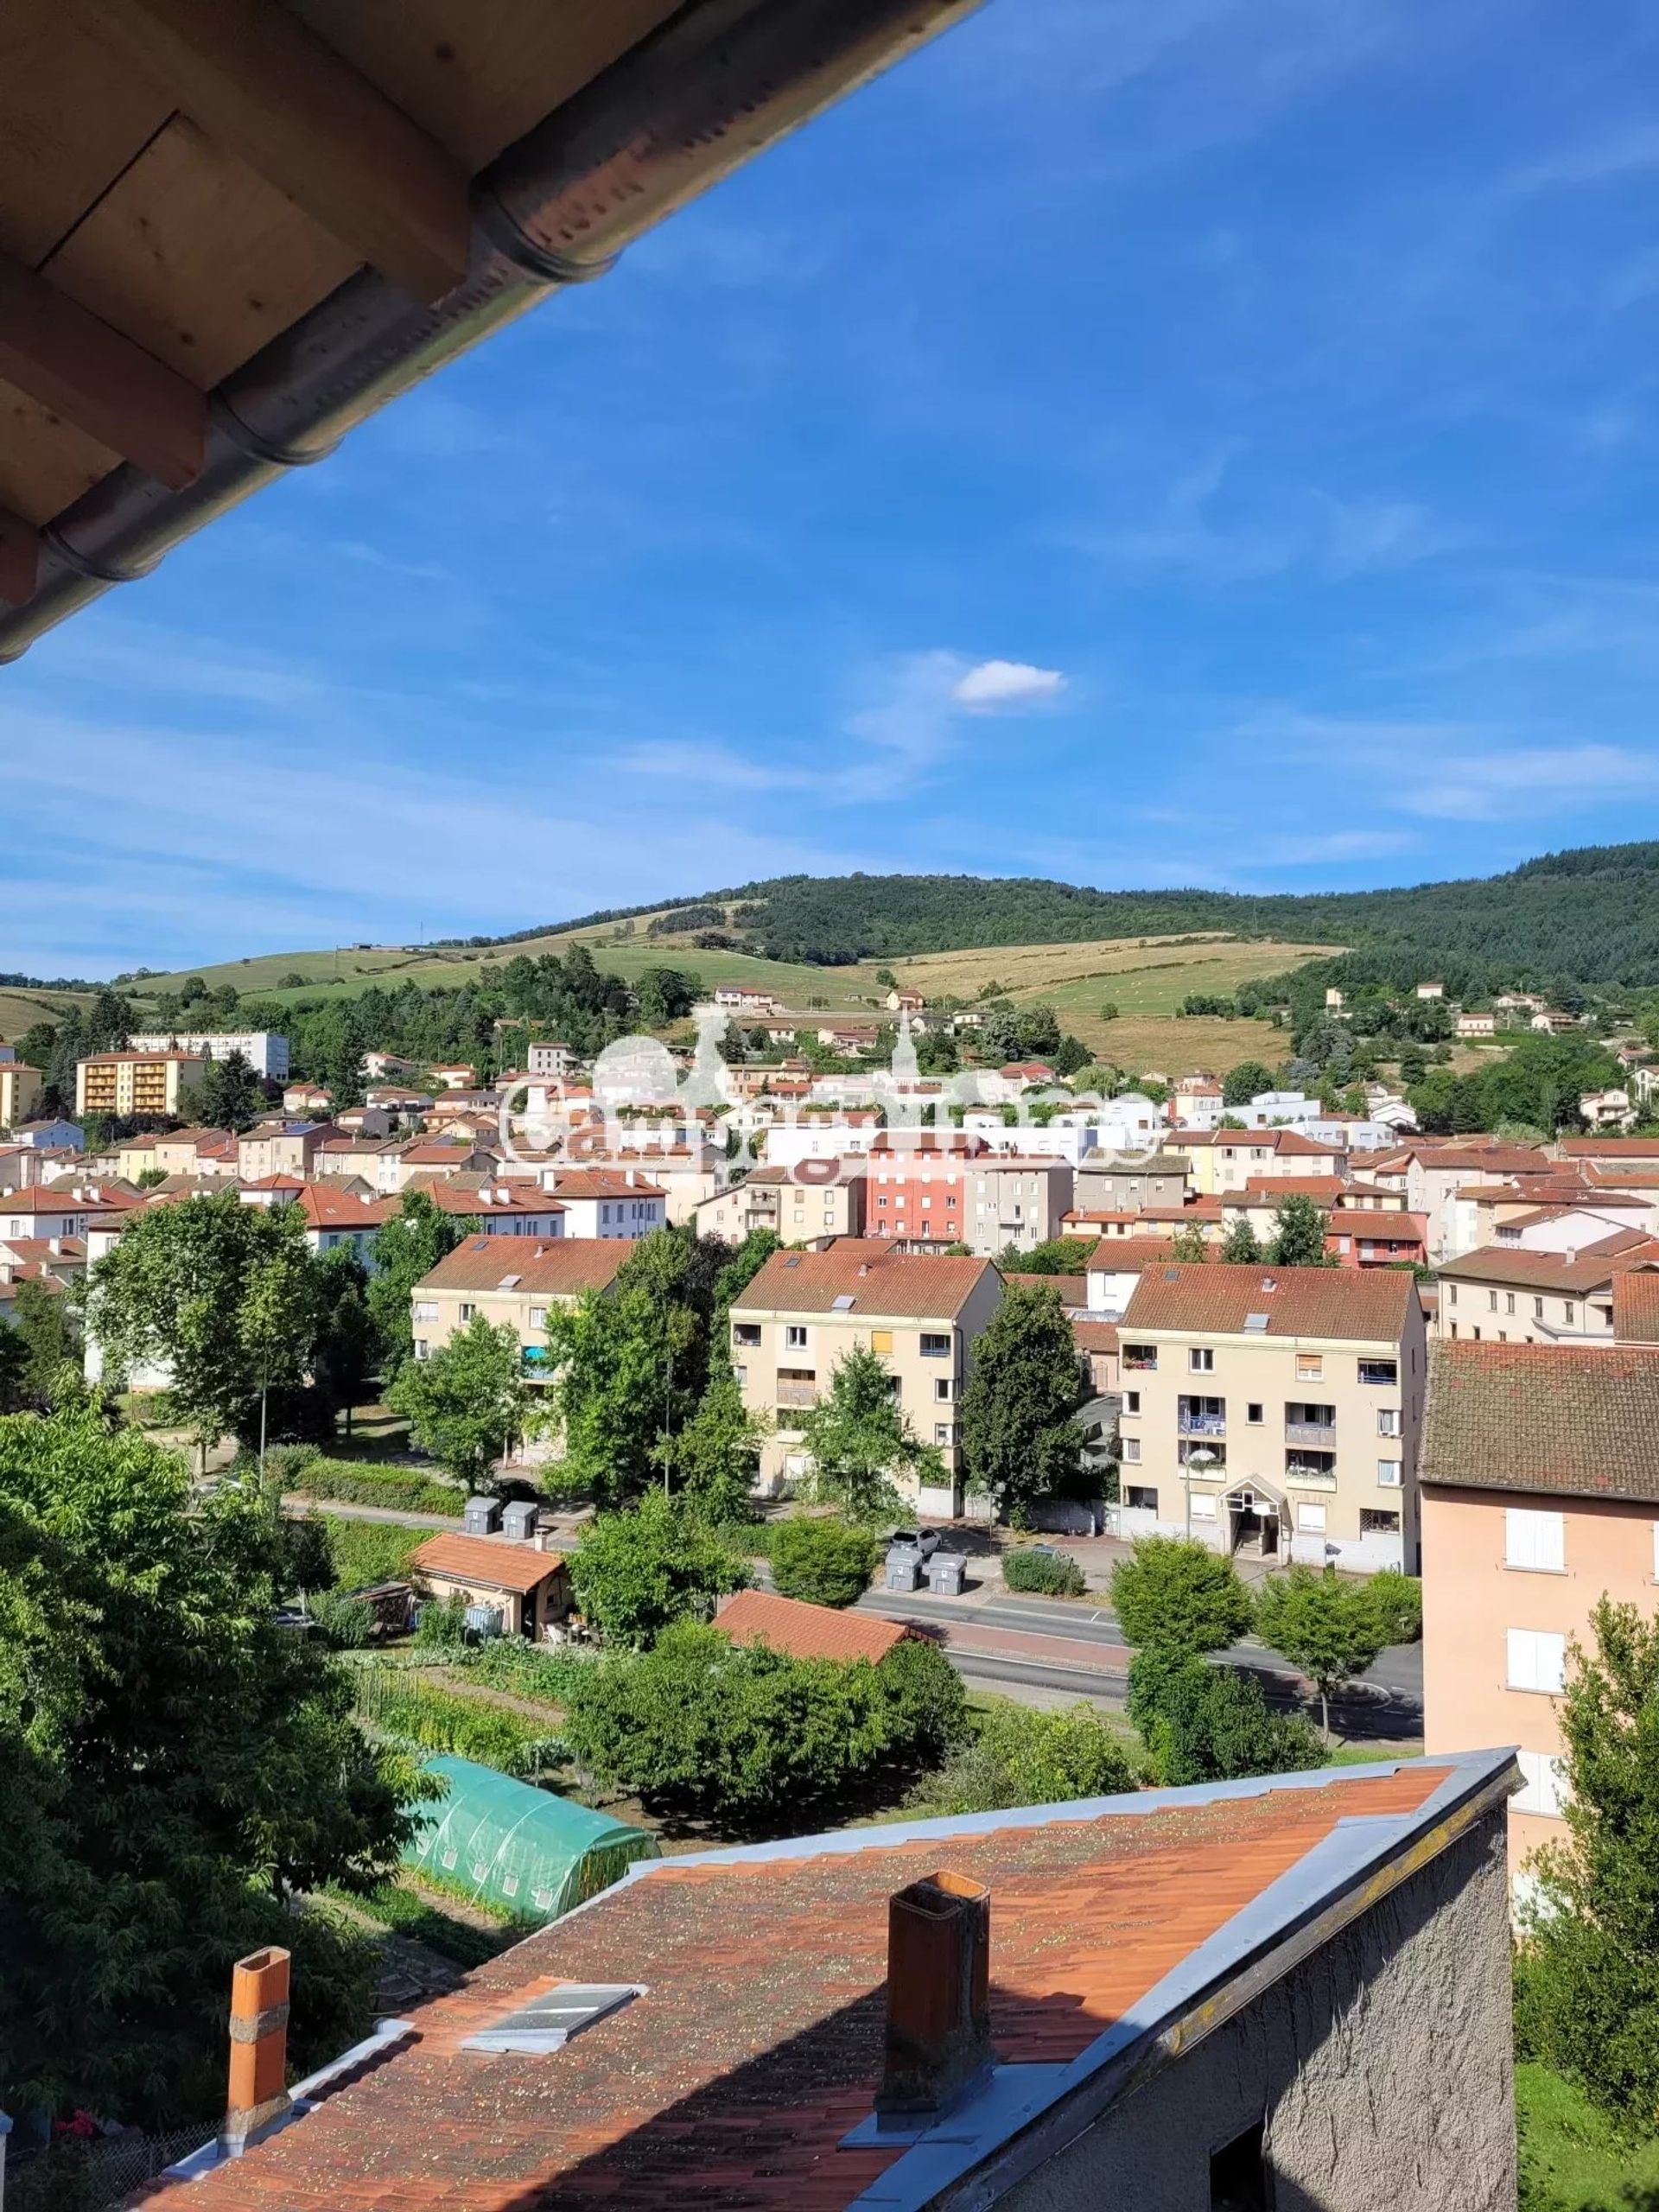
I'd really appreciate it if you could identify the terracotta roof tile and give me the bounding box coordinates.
[410,1533,565,1595]
[1614,1268,1659,1345]
[715,1589,910,1664]
[1122,1261,1414,1343]
[143,1764,1456,2212]
[1559,1135,1659,1158]
[1422,1339,1659,1501]
[1437,1234,1659,1294]
[416,1236,632,1297]
[736,1243,996,1321]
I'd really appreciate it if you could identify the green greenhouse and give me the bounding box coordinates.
[405,1757,658,1922]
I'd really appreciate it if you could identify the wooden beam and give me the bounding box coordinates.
[74,0,473,302]
[0,252,205,488]
[0,505,39,606]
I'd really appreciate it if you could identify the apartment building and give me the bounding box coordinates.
[410,1236,632,1371]
[1363,1141,1549,1258]
[543,1167,667,1239]
[525,1039,577,1079]
[730,1242,1002,1512]
[407,1177,569,1239]
[237,1122,327,1180]
[76,1050,208,1118]
[1173,1128,1346,1197]
[692,1164,867,1246]
[1421,1339,1659,1889]
[127,1030,289,1078]
[1436,1236,1659,1344]
[1074,1156,1192,1212]
[0,1059,41,1128]
[865,1143,1072,1255]
[1115,1263,1427,1573]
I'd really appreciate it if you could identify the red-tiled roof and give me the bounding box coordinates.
[715,1588,909,1664]
[1122,1261,1415,1343]
[1437,1234,1659,1293]
[1234,1176,1350,1203]
[1559,1135,1659,1158]
[404,1177,564,1217]
[736,1243,996,1321]
[1084,1236,1187,1269]
[145,1763,1457,2212]
[1073,1318,1120,1353]
[410,1532,565,1595]
[1422,1340,1659,1501]
[1614,1268,1659,1345]
[548,1168,669,1199]
[1001,1272,1089,1306]
[416,1236,632,1297]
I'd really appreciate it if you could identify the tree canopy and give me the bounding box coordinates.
[386,1313,528,1484]
[796,1344,945,1520]
[958,1283,1084,1526]
[1254,1567,1384,1738]
[1110,1537,1255,1659]
[365,1188,470,1377]
[568,1492,750,1648]
[1268,1193,1334,1268]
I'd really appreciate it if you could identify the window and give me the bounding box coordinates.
[1360,1508,1401,1535]
[1297,1501,1327,1534]
[1564,1300,1576,1325]
[1357,1357,1397,1385]
[529,1306,547,1330]
[733,1363,747,1387]
[1449,1282,1459,1306]
[1534,1296,1545,1319]
[1508,1629,1567,1694]
[1125,1484,1159,1512]
[1124,1344,1157,1371]
[934,1422,953,1446]
[734,1322,761,1348]
[1506,1291,1516,1315]
[458,1302,477,1323]
[870,1329,893,1354]
[1376,1459,1402,1488]
[1488,1289,1498,1312]
[413,1300,438,1322]
[1190,1346,1215,1373]
[920,1332,950,1357]
[1247,1402,1263,1425]
[1376,1408,1400,1437]
[932,1377,951,1403]
[786,1325,809,1350]
[1122,1436,1141,1463]
[1296,1354,1323,1381]
[1125,1389,1141,1415]
[1190,1493,1218,1521]
[1516,1750,1569,1819]
[1505,1509,1565,1573]
[414,1338,429,1362]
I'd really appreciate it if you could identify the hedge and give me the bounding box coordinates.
[769,1518,879,1608]
[1002,1548,1088,1598]
[289,1457,465,1517]
[316,1515,432,1592]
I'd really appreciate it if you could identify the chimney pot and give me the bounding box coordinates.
[876,1871,992,2116]
[223,1944,292,2155]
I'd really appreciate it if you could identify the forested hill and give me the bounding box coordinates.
[489,842,1659,987]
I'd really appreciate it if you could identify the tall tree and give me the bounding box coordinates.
[1220,1217,1263,1264]
[797,1344,945,1520]
[184,1048,264,1133]
[386,1313,527,1484]
[1110,1536,1255,1659]
[1222,1060,1274,1106]
[1516,1599,1659,2126]
[1254,1567,1383,1739]
[365,1189,469,1377]
[567,1492,749,1649]
[86,1192,322,1463]
[0,1405,420,2120]
[6,1277,80,1411]
[958,1283,1084,1526]
[1268,1193,1333,1268]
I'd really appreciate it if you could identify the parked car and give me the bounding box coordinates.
[887,1528,942,1560]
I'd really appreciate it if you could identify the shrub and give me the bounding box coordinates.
[1110,1537,1255,1657]
[1130,1653,1325,1786]
[413,1593,473,1650]
[912,1698,1135,1816]
[1002,1548,1087,1598]
[877,1637,969,1754]
[461,1642,602,1709]
[1361,1568,1422,1646]
[286,1457,466,1516]
[308,1589,375,1649]
[317,1515,429,1592]
[769,1516,880,1607]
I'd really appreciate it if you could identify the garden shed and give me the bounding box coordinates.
[406,1756,658,1923]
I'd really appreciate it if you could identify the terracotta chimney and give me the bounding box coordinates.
[222,1946,292,2155]
[876,1871,992,2115]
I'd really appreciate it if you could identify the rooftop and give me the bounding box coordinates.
[1422,1339,1659,1502]
[140,1756,1505,2212]
[1121,1262,1416,1343]
[1436,1232,1659,1293]
[1615,1269,1659,1346]
[410,1532,565,1596]
[416,1236,632,1298]
[736,1243,996,1322]
[715,1588,911,1666]
[1558,1135,1659,1158]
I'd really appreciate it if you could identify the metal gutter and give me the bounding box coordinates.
[0,0,982,661]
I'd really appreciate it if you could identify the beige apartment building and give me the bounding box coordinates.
[1421,1338,1659,1890]
[1173,1128,1347,1198]
[0,1060,41,1128]
[410,1235,631,1376]
[1073,1156,1192,1212]
[729,1241,1002,1514]
[1115,1263,1427,1573]
[1436,1236,1659,1344]
[76,1050,208,1119]
[692,1164,868,1246]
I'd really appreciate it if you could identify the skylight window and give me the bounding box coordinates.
[461,1984,641,2055]
[832,1293,856,1309]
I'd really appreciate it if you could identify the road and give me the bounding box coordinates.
[855,1582,1423,1741]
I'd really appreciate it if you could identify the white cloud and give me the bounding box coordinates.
[1399,744,1659,822]
[951,659,1067,710]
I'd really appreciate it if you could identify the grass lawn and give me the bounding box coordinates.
[1516,2062,1659,2208]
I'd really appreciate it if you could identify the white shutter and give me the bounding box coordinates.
[1515,1750,1569,1818]
[1505,1509,1565,1573]
[1507,1629,1567,1694]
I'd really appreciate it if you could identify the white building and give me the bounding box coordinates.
[544,1167,667,1239]
[127,1030,289,1079]
[526,1040,577,1079]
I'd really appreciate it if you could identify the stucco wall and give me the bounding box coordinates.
[994,1808,1514,2212]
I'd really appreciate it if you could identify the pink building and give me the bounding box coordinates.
[1421,1338,1659,1891]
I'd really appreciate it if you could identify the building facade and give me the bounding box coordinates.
[127,1030,289,1078]
[76,1051,209,1118]
[411,1236,632,1373]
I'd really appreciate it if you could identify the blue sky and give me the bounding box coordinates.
[8,0,1659,977]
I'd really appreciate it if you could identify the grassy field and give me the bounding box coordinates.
[1516,2062,1659,2207]
[0,985,91,1039]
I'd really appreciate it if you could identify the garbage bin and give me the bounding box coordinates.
[925,1551,966,1596]
[885,1548,920,1592]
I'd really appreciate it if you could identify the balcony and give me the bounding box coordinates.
[776,1376,818,1408]
[1285,1419,1336,1448]
[1286,1453,1337,1486]
[1178,1408,1226,1437]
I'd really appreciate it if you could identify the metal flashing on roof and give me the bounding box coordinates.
[462,1983,642,2055]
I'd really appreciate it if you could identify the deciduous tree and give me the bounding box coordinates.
[387,1313,528,1484]
[1254,1567,1383,1738]
[958,1283,1084,1526]
[1268,1192,1334,1268]
[365,1189,470,1377]
[797,1344,944,1521]
[1110,1536,1255,1659]
[567,1492,749,1648]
